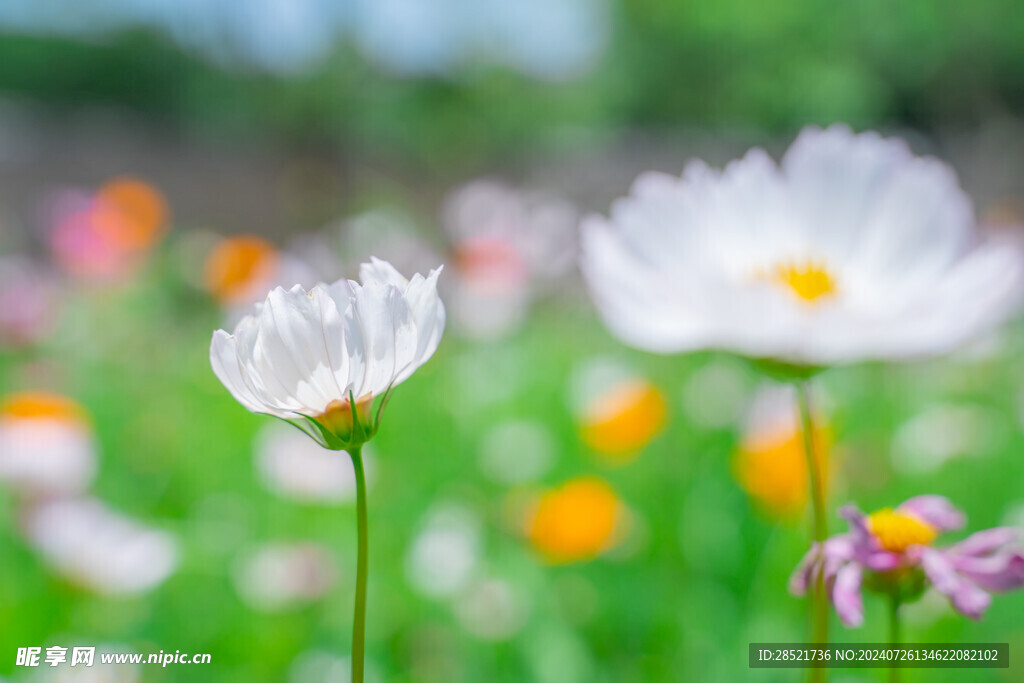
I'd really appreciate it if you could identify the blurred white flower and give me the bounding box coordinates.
[210,258,445,449]
[443,180,578,339]
[581,125,1024,366]
[289,650,384,683]
[0,257,61,348]
[338,208,443,280]
[405,504,481,598]
[478,419,556,485]
[679,358,751,429]
[443,180,578,281]
[234,542,337,612]
[24,498,178,595]
[255,422,375,504]
[892,403,1003,474]
[454,577,528,641]
[0,392,96,497]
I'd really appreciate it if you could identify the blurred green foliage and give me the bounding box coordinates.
[2,1,1024,172]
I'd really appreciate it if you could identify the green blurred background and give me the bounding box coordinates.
[1,1,1023,681]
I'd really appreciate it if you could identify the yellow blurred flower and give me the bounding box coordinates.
[733,385,830,518]
[527,477,622,564]
[578,378,666,463]
[1,391,89,427]
[203,234,280,304]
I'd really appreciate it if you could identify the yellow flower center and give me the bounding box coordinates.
[527,478,621,564]
[771,261,837,303]
[867,508,937,553]
[315,395,374,439]
[579,380,666,463]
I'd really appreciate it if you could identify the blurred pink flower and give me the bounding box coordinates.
[442,180,578,339]
[790,496,1024,626]
[45,178,168,281]
[0,257,61,348]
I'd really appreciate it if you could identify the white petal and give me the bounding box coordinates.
[394,266,446,384]
[359,257,410,289]
[782,124,912,258]
[210,329,266,413]
[255,286,343,413]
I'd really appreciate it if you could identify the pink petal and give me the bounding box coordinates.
[831,562,864,627]
[921,548,991,619]
[946,527,1019,558]
[789,543,820,596]
[953,550,1024,592]
[898,496,965,532]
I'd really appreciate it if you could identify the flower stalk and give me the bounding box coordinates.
[888,594,901,683]
[796,381,828,681]
[350,445,368,683]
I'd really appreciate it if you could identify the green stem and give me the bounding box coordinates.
[796,381,829,683]
[350,446,368,683]
[888,594,901,683]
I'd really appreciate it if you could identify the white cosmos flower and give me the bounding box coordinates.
[24,498,178,596]
[581,125,1024,366]
[210,258,445,448]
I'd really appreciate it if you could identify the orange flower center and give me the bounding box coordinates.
[0,391,88,426]
[315,395,374,440]
[203,235,279,303]
[867,508,937,553]
[528,478,620,564]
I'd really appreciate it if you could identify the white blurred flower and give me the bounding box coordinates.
[405,504,481,598]
[443,180,577,339]
[289,650,384,683]
[581,125,1024,366]
[338,208,443,281]
[255,422,375,504]
[210,258,445,449]
[892,403,1003,474]
[0,257,61,348]
[679,358,751,429]
[443,180,578,281]
[454,577,528,641]
[24,498,178,595]
[0,392,96,497]
[234,542,337,612]
[478,419,556,485]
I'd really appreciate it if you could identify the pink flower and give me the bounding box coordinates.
[790,496,1024,626]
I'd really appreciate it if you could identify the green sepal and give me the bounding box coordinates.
[750,357,826,382]
[864,566,928,605]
